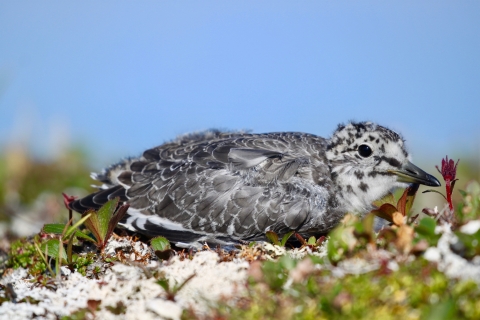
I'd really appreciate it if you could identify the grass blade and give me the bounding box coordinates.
[65,213,93,239]
[34,241,55,276]
[67,232,76,265]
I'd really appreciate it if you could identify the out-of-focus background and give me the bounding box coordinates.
[1,1,479,238]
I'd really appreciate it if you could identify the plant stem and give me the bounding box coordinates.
[446,180,453,212]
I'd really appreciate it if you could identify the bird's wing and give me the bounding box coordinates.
[69,132,333,244]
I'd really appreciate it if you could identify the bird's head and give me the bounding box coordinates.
[325,121,440,213]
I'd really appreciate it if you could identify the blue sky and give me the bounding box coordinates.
[0,1,479,168]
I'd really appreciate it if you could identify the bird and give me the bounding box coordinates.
[68,121,441,248]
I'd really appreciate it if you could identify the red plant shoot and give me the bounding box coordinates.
[436,156,459,212]
[62,193,78,223]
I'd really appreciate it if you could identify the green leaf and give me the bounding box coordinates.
[151,237,175,261]
[43,220,95,243]
[156,278,170,291]
[83,198,119,247]
[151,236,172,251]
[307,236,317,245]
[83,211,102,245]
[105,204,129,244]
[265,231,280,246]
[280,231,295,247]
[415,217,440,246]
[415,217,436,235]
[96,198,120,240]
[43,224,68,234]
[40,239,67,261]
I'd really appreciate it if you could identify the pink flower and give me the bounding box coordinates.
[436,156,459,183]
[436,156,459,212]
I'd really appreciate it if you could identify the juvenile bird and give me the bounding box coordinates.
[68,121,440,248]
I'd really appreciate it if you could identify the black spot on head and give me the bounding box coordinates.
[358,182,369,192]
[369,135,375,141]
[354,170,364,179]
[382,156,401,168]
[346,185,354,193]
[355,123,367,131]
[380,144,386,153]
[377,126,402,142]
[376,139,380,143]
[368,171,378,178]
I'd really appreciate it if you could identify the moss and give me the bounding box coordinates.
[7,237,47,276]
[6,236,99,278]
[71,252,97,276]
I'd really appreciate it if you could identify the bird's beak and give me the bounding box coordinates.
[390,161,441,187]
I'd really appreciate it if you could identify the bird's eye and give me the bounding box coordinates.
[358,144,373,158]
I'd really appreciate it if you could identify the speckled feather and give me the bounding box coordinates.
[69,122,430,248]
